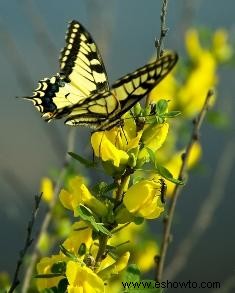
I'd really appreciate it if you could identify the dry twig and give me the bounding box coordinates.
[146,0,169,107]
[165,139,235,280]
[156,89,214,282]
[21,128,76,293]
[8,193,43,293]
[155,0,169,58]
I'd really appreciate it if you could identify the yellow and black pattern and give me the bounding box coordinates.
[23,20,178,130]
[24,20,110,122]
[111,53,178,119]
[59,20,109,94]
[64,53,178,130]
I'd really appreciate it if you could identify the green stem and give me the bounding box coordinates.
[95,234,109,269]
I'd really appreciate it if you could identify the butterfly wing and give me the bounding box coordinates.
[59,20,109,94]
[63,91,120,128]
[64,53,178,130]
[110,53,178,118]
[24,20,109,121]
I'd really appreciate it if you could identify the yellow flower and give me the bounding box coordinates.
[185,29,204,60]
[123,179,164,219]
[213,29,232,62]
[135,241,159,272]
[178,51,216,117]
[38,232,51,254]
[66,261,104,293]
[40,177,54,202]
[149,73,177,102]
[139,122,169,161]
[0,272,10,291]
[163,141,202,196]
[109,222,143,248]
[91,130,129,167]
[91,115,143,167]
[63,221,93,256]
[36,254,66,290]
[59,176,107,217]
[149,70,178,111]
[98,252,130,280]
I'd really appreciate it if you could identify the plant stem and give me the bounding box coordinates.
[21,128,76,293]
[95,234,109,268]
[156,0,169,58]
[146,0,169,107]
[8,193,43,293]
[165,139,235,280]
[156,89,214,282]
[95,167,132,267]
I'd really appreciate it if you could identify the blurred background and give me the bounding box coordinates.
[0,0,234,292]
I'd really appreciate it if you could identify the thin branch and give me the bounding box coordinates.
[156,89,214,282]
[155,0,169,58]
[8,193,43,293]
[21,128,76,293]
[165,139,235,280]
[146,0,169,107]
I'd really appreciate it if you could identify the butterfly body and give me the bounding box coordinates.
[24,20,178,131]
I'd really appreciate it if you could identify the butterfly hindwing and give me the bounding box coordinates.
[64,91,120,128]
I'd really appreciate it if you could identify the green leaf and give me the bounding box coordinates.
[42,288,57,293]
[35,273,62,279]
[123,264,141,283]
[57,278,69,293]
[156,164,184,185]
[146,148,156,165]
[68,152,96,168]
[60,245,77,261]
[161,111,181,118]
[95,223,112,236]
[105,245,119,260]
[132,175,144,185]
[78,243,86,256]
[133,217,144,225]
[92,181,117,197]
[51,262,66,274]
[156,99,168,115]
[78,205,112,237]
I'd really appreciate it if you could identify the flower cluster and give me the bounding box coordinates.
[35,28,232,292]
[148,28,232,195]
[37,99,171,292]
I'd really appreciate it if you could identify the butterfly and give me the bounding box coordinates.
[23,20,178,131]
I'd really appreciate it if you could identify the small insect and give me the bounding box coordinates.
[159,178,167,204]
[83,254,96,268]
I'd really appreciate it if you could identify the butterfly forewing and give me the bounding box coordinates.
[111,53,178,117]
[60,20,109,95]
